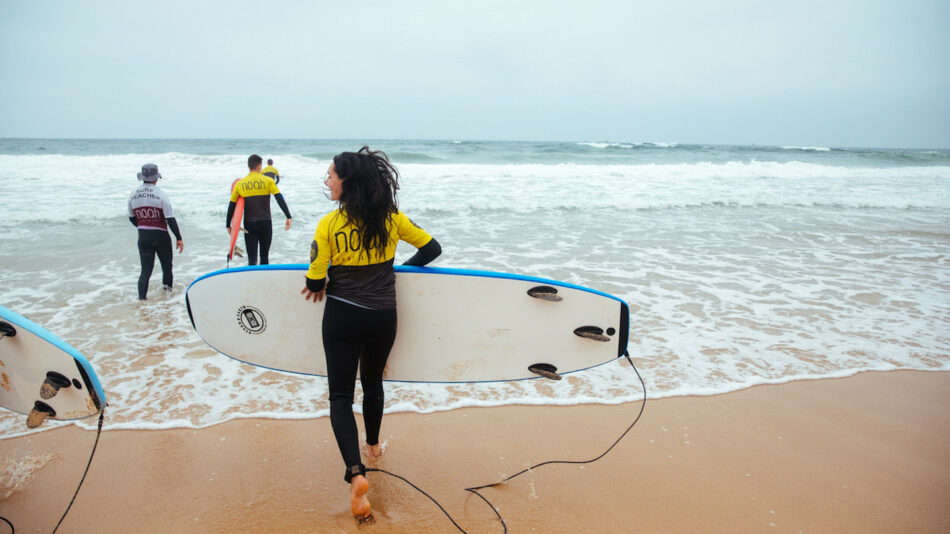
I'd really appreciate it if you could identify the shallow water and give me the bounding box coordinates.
[1,139,948,436]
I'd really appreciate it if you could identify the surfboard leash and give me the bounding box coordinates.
[0,408,104,534]
[363,467,475,533]
[50,407,105,534]
[367,351,647,533]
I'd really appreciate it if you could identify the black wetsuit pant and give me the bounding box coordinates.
[137,229,173,300]
[323,297,397,481]
[243,219,273,265]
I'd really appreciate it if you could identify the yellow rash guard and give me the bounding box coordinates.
[261,165,279,185]
[230,172,281,223]
[307,210,433,309]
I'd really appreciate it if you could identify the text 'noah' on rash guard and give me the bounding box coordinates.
[306,210,440,310]
[128,183,182,240]
[226,171,291,225]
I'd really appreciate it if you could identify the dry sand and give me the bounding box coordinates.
[1,370,949,533]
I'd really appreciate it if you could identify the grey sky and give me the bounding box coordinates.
[1,0,947,148]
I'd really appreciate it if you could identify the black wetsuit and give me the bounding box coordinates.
[306,210,441,481]
[135,229,174,299]
[226,172,291,265]
[243,220,273,265]
[128,183,182,300]
[322,298,397,472]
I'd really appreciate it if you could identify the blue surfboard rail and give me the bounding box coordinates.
[0,305,107,412]
[188,264,628,304]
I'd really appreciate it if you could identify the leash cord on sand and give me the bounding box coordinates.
[51,408,105,534]
[368,352,647,534]
[0,409,105,534]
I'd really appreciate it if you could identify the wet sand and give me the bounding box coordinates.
[1,370,949,533]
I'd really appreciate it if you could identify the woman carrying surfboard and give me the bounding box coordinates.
[301,146,441,521]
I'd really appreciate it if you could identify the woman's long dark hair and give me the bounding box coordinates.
[332,146,400,260]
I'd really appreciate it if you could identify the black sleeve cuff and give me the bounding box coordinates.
[306,277,326,292]
[167,218,182,241]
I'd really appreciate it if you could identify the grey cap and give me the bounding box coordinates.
[137,163,162,181]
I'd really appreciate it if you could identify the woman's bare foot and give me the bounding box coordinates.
[366,443,383,458]
[350,475,371,520]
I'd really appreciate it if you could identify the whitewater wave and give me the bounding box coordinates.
[2,156,950,223]
[782,146,832,152]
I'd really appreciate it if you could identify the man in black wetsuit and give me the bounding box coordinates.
[127,163,184,300]
[226,154,292,265]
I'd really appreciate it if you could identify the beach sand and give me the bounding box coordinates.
[1,369,949,533]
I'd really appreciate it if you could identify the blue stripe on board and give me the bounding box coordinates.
[397,265,627,303]
[0,305,108,406]
[187,264,628,304]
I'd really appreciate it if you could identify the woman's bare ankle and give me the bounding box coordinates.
[366,442,383,457]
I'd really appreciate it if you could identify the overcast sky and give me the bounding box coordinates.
[1,0,947,148]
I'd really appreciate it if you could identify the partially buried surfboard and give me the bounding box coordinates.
[185,265,629,383]
[0,305,107,428]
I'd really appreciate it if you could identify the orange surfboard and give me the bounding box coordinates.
[228,178,245,262]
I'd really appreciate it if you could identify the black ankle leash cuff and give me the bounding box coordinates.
[344,464,366,483]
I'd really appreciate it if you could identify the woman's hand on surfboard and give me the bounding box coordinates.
[301,286,325,302]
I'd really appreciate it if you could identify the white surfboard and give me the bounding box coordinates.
[186,265,629,383]
[0,305,107,427]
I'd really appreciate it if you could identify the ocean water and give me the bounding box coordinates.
[1,139,948,437]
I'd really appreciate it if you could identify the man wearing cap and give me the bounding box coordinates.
[227,154,292,265]
[128,163,184,300]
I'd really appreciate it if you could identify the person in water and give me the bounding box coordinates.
[226,154,292,265]
[261,158,280,185]
[127,163,183,300]
[302,147,441,521]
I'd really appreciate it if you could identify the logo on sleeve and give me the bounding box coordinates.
[237,306,267,334]
[310,240,318,263]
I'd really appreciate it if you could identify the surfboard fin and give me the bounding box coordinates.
[573,326,611,342]
[27,401,56,429]
[0,321,15,339]
[528,363,562,380]
[527,285,563,302]
[40,371,72,400]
